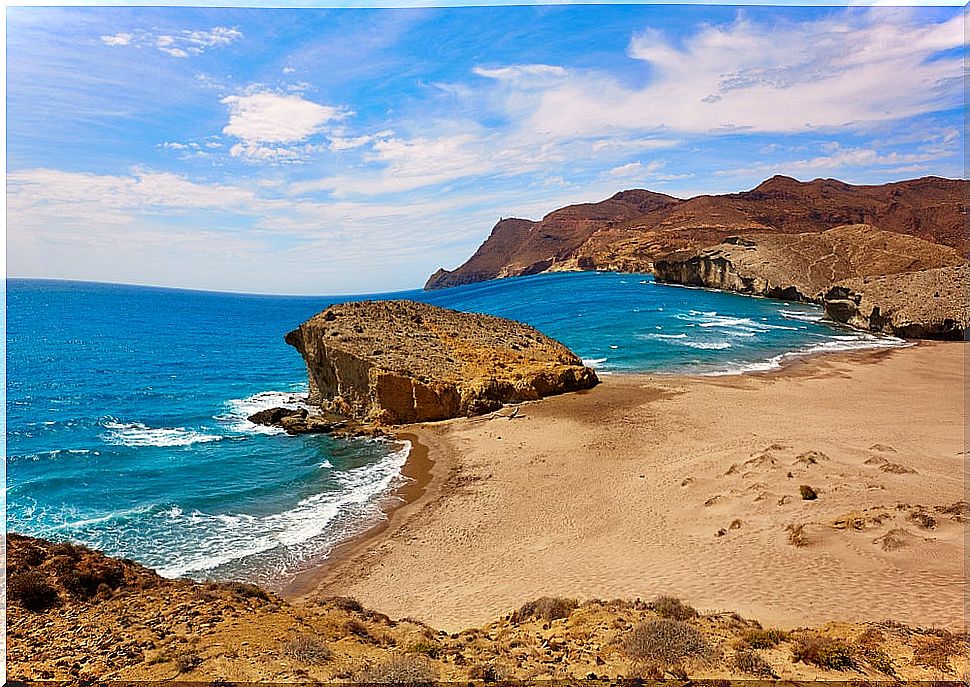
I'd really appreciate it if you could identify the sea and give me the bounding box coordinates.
[5,272,908,586]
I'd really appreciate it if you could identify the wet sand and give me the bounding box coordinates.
[298,342,966,632]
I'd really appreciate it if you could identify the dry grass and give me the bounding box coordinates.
[649,595,698,621]
[785,523,809,547]
[622,618,710,669]
[791,635,856,671]
[732,647,776,678]
[512,596,577,623]
[282,633,332,665]
[741,627,789,649]
[356,654,438,685]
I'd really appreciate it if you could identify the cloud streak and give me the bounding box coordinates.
[101,26,242,58]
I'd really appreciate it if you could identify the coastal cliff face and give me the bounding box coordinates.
[653,224,965,303]
[285,300,597,424]
[823,264,969,340]
[425,176,970,290]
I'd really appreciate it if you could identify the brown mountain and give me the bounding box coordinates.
[424,176,969,290]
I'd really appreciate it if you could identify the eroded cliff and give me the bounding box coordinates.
[652,224,965,302]
[285,300,597,424]
[823,264,969,340]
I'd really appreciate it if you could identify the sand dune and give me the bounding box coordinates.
[300,343,966,633]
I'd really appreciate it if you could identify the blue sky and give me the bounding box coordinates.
[6,4,965,294]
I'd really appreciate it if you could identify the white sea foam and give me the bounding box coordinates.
[682,340,732,350]
[582,357,608,366]
[216,389,311,435]
[101,421,223,447]
[700,332,911,376]
[153,440,411,578]
[778,309,823,323]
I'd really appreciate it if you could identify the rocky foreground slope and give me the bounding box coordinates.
[426,176,969,290]
[285,300,597,424]
[9,533,968,682]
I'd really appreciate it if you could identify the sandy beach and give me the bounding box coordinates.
[298,342,966,632]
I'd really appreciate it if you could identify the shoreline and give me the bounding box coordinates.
[294,340,965,632]
[284,340,916,601]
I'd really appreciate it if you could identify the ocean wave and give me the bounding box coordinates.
[216,389,310,435]
[778,309,823,323]
[682,340,732,350]
[641,332,688,340]
[700,332,911,376]
[153,439,411,578]
[582,357,608,366]
[101,420,223,447]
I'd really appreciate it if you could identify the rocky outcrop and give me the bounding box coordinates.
[425,176,970,290]
[653,224,965,302]
[285,300,598,425]
[823,264,969,340]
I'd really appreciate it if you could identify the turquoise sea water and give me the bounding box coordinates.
[5,273,905,584]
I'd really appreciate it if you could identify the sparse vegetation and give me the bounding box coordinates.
[512,596,577,623]
[622,618,710,669]
[467,660,513,682]
[741,627,789,649]
[8,571,60,611]
[215,580,272,601]
[318,595,364,612]
[282,633,332,665]
[174,650,202,674]
[732,647,776,678]
[786,523,809,547]
[913,632,959,673]
[60,558,125,599]
[406,641,441,659]
[649,595,698,621]
[799,484,818,500]
[356,654,438,685]
[792,635,856,670]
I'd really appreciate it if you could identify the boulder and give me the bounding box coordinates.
[285,300,598,425]
[247,407,307,426]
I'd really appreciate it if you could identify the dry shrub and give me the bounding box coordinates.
[907,509,937,530]
[283,633,332,665]
[319,595,364,613]
[215,580,272,601]
[512,596,577,623]
[791,635,856,671]
[650,595,698,621]
[356,654,438,685]
[8,571,60,611]
[741,627,789,649]
[914,632,959,673]
[174,650,202,674]
[406,641,441,659]
[467,660,514,682]
[60,558,125,599]
[874,528,913,552]
[623,618,710,669]
[732,648,776,678]
[786,523,809,547]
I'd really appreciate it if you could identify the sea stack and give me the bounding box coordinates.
[285,300,598,425]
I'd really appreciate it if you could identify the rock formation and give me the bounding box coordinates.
[653,224,965,302]
[285,300,597,424]
[425,176,970,290]
[823,264,969,340]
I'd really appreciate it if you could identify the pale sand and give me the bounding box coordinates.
[302,342,966,632]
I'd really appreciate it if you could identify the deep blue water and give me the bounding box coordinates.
[5,273,904,583]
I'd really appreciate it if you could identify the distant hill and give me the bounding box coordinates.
[424,176,970,290]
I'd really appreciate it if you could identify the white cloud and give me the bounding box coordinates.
[512,12,962,136]
[714,143,950,178]
[473,64,567,82]
[221,90,347,162]
[100,26,242,57]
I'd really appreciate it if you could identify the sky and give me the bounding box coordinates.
[6,3,966,294]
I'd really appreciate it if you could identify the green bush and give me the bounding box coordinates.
[732,648,776,678]
[742,627,789,649]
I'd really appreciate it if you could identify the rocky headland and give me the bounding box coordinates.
[425,176,969,339]
[426,176,969,290]
[284,300,597,425]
